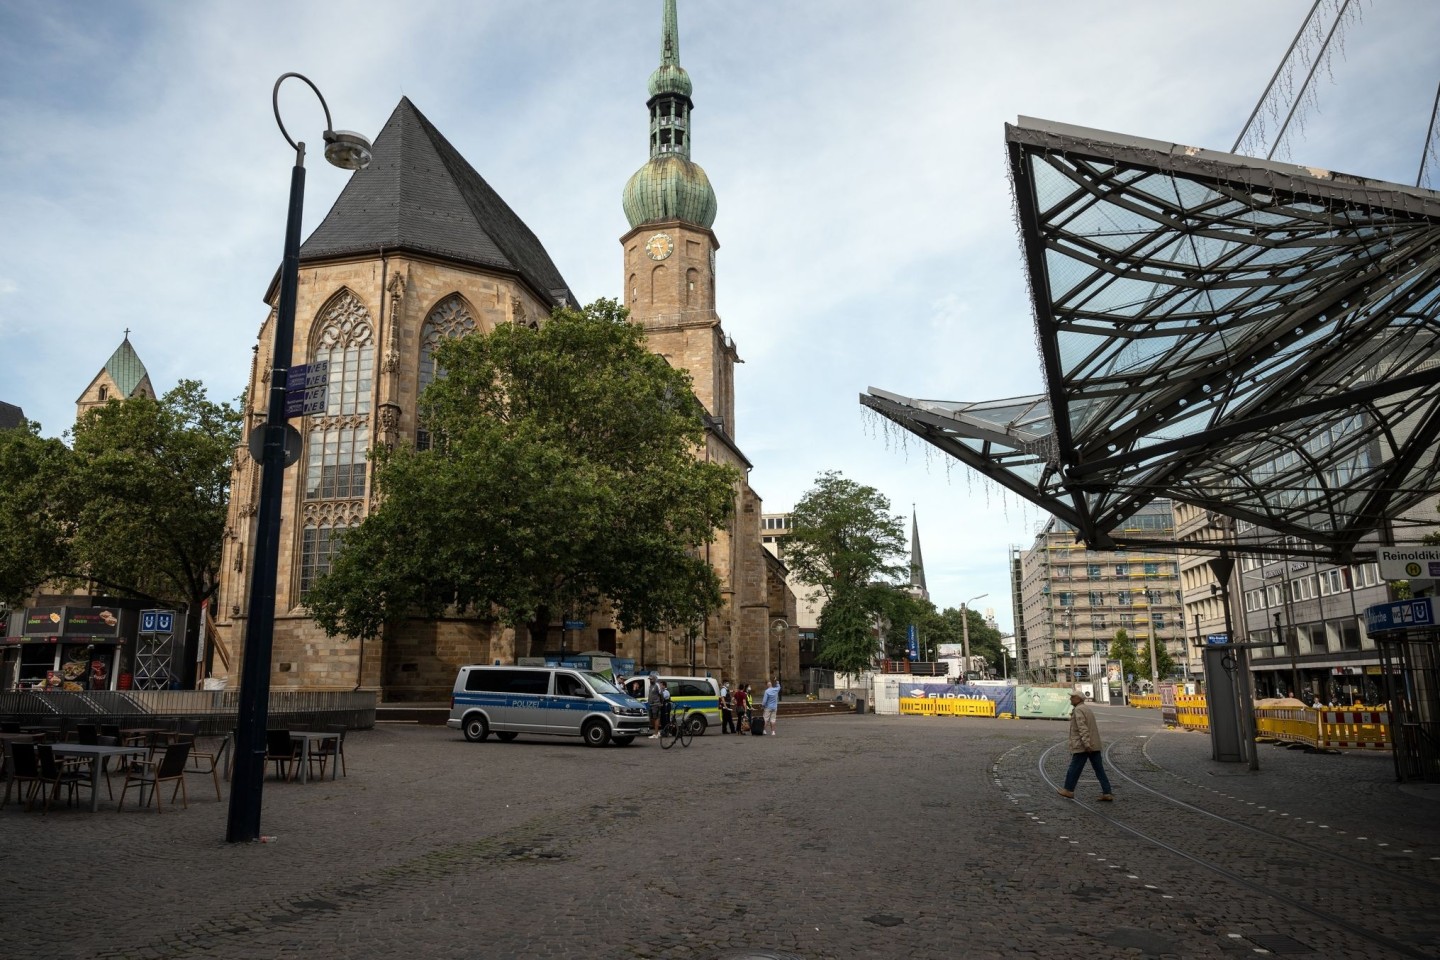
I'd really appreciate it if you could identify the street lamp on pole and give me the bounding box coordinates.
[961,593,987,681]
[226,74,370,844]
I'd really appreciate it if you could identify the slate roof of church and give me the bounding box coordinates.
[297,97,575,307]
[0,401,25,430]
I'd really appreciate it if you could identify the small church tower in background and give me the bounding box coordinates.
[76,330,155,419]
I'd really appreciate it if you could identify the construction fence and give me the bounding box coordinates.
[1127,693,1389,750]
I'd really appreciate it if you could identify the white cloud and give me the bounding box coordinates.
[3,0,1437,632]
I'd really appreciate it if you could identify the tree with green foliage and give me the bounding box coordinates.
[66,381,242,617]
[0,422,72,608]
[1107,628,1176,691]
[0,382,241,655]
[783,471,908,673]
[305,299,739,652]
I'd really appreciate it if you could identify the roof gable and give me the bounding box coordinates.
[297,98,574,307]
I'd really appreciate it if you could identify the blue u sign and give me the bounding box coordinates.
[140,610,176,635]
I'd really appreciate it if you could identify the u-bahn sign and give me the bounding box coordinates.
[1364,597,1436,634]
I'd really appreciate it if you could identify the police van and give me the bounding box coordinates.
[448,665,650,747]
[619,674,721,735]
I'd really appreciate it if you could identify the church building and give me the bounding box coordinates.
[212,0,796,699]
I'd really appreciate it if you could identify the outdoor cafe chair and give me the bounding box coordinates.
[1,740,42,811]
[178,731,229,801]
[33,743,90,813]
[308,725,347,780]
[118,740,192,814]
[265,730,302,783]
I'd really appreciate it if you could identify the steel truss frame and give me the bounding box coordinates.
[865,117,1440,559]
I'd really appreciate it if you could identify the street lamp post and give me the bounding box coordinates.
[961,593,987,681]
[226,74,370,844]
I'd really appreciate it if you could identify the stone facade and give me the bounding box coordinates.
[213,256,554,699]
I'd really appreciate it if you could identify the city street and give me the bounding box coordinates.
[1,707,1435,960]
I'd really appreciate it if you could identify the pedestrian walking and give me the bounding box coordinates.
[762,678,780,736]
[1058,690,1113,800]
[720,681,735,734]
[660,681,672,731]
[647,674,663,739]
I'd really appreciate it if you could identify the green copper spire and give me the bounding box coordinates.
[648,0,691,98]
[624,0,716,229]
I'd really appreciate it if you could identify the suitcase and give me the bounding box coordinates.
[750,715,765,736]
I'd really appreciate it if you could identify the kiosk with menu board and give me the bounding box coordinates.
[0,605,135,692]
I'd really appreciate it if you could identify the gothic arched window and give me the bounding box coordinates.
[304,290,373,502]
[416,294,476,451]
[300,519,359,595]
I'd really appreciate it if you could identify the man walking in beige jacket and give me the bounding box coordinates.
[1058,691,1114,801]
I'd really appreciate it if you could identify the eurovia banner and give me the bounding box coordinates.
[902,682,1016,716]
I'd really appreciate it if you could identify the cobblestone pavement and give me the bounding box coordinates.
[2,706,1437,959]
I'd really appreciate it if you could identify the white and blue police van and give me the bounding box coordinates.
[447,664,650,747]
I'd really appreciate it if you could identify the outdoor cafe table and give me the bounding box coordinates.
[50,744,147,812]
[288,731,337,784]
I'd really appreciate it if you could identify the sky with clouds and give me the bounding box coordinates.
[2,1,1438,632]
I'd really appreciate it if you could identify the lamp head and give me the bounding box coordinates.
[323,129,372,170]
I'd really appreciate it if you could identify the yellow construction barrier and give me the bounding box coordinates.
[1166,698,1388,750]
[1129,694,1161,710]
[1254,706,1318,746]
[1176,694,1209,732]
[1317,709,1390,750]
[899,697,996,718]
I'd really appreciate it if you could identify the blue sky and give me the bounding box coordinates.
[3,1,1438,631]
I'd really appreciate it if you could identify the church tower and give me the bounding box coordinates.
[621,0,738,434]
[76,331,155,419]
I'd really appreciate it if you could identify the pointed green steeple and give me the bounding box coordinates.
[624,0,717,230]
[648,0,692,98]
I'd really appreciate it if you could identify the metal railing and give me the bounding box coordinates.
[0,689,376,734]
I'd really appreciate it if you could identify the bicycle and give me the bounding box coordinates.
[660,706,693,749]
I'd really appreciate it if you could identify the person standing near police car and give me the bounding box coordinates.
[647,675,664,739]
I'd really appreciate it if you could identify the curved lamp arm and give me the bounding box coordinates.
[272,72,372,170]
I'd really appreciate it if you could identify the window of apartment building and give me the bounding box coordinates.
[1090,615,1107,631]
[1152,613,1166,631]
[1319,568,1347,596]
[1287,576,1315,603]
[1145,589,1164,605]
[1244,588,1265,612]
[1243,556,1261,572]
[1266,584,1284,606]
[1117,590,1132,606]
[1088,591,1105,606]
[1053,565,1070,579]
[1058,592,1074,606]
[1341,619,1363,650]
[1120,613,1135,629]
[1087,564,1101,578]
[1351,563,1380,589]
[1143,562,1160,576]
[1115,564,1129,576]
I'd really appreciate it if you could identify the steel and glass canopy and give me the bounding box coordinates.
[864,117,1440,558]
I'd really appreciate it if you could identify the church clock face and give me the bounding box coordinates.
[644,233,674,261]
